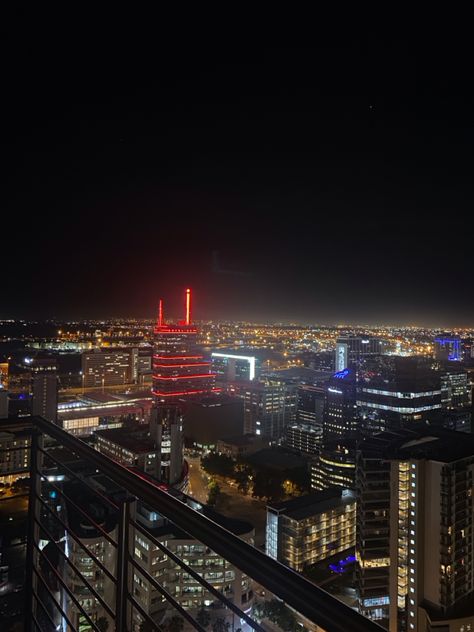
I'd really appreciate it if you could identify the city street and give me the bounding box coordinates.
[186,456,268,547]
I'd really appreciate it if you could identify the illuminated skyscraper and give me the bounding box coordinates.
[151,289,217,485]
[323,369,359,441]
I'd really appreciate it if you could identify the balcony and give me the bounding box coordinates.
[0,416,384,632]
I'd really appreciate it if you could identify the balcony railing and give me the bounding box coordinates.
[0,416,385,632]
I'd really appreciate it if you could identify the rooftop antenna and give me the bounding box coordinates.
[185,288,191,325]
[158,299,164,327]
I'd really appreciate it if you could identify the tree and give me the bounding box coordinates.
[166,615,184,632]
[96,617,109,632]
[196,605,211,629]
[211,617,230,632]
[207,481,221,507]
[233,464,252,494]
[251,471,283,501]
[255,599,300,632]
[201,453,235,478]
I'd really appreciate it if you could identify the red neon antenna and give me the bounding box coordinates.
[158,299,164,327]
[185,288,191,325]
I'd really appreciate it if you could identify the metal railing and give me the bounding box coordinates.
[0,416,385,632]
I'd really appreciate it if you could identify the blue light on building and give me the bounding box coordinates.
[434,337,462,362]
[333,369,350,379]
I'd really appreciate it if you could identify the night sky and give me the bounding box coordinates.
[3,38,473,325]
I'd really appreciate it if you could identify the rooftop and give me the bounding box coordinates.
[268,488,355,520]
[359,427,474,462]
[95,427,156,454]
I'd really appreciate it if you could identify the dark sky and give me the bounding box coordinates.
[3,37,473,326]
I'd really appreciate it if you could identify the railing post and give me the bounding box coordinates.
[116,496,136,631]
[24,429,43,632]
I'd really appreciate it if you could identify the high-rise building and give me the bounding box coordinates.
[356,428,474,631]
[434,335,462,362]
[82,347,139,388]
[296,384,325,428]
[311,442,356,491]
[356,356,442,433]
[65,485,118,631]
[240,380,292,439]
[266,488,356,572]
[440,365,472,410]
[335,336,383,372]
[323,369,359,441]
[32,373,58,423]
[285,423,322,455]
[152,289,217,485]
[133,502,255,629]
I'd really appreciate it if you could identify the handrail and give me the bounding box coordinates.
[4,416,385,632]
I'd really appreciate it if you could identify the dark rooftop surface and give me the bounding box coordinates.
[360,427,474,462]
[95,427,155,453]
[268,488,355,520]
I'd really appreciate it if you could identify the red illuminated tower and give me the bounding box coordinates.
[150,289,217,486]
[152,289,217,401]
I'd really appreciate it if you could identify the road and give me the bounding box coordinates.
[187,456,211,503]
[186,456,268,547]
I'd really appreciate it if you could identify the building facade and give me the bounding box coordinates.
[356,428,474,631]
[323,369,359,441]
[311,442,356,491]
[151,290,218,485]
[266,488,356,572]
[82,348,139,388]
[335,336,383,372]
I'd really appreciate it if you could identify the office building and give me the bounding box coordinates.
[434,335,462,362]
[152,289,218,485]
[311,442,356,491]
[266,488,356,572]
[82,347,139,388]
[296,384,325,428]
[323,369,359,441]
[356,356,442,433]
[133,502,255,629]
[285,423,322,455]
[95,427,159,476]
[335,336,383,372]
[65,485,118,631]
[32,373,58,424]
[356,428,474,631]
[211,352,258,382]
[240,380,291,440]
[440,366,471,410]
[58,391,153,436]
